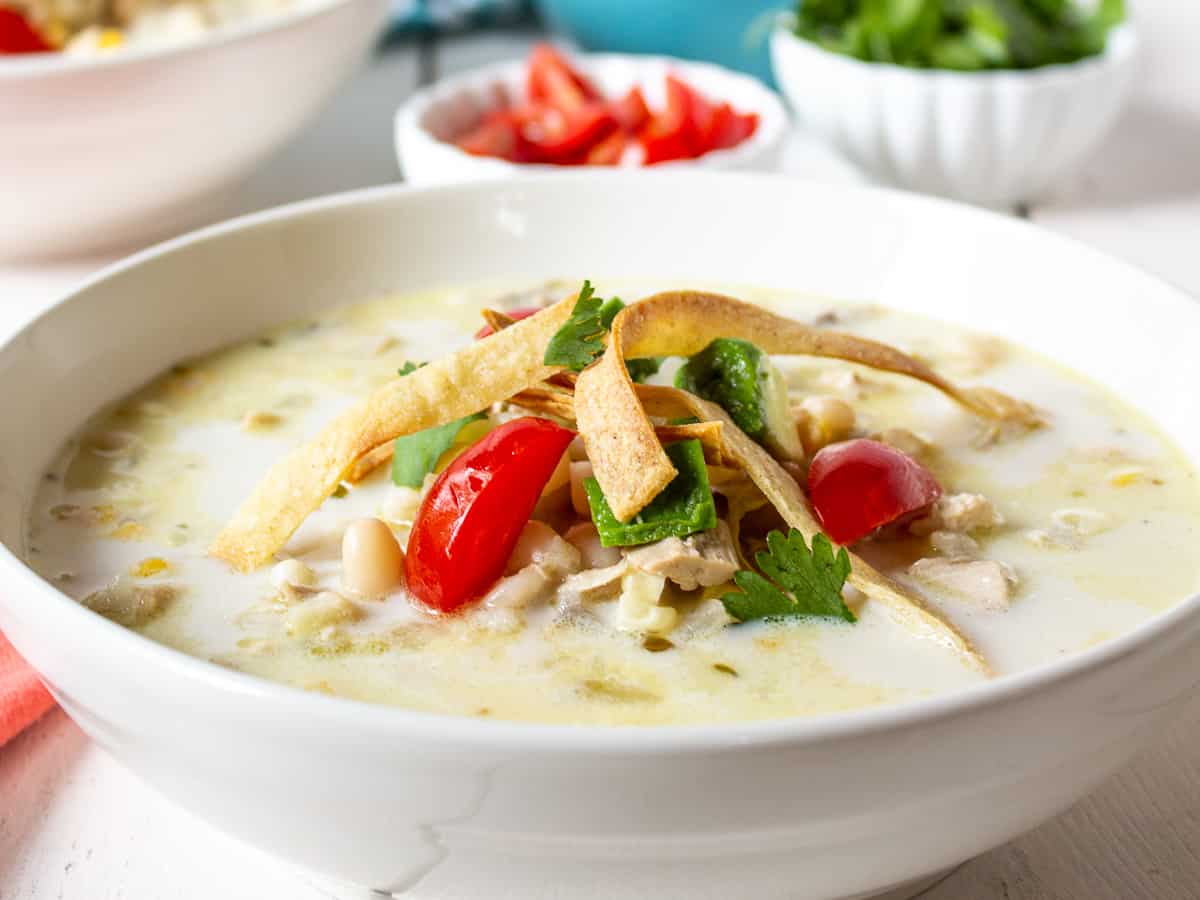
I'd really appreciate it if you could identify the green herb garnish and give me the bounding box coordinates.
[793,0,1126,71]
[390,361,483,488]
[584,439,718,547]
[543,282,661,379]
[390,413,485,488]
[721,530,856,623]
[544,280,607,371]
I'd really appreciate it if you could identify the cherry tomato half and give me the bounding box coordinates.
[807,439,942,545]
[0,8,53,54]
[640,76,692,164]
[405,417,576,613]
[474,306,540,339]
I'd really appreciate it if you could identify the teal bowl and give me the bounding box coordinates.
[533,0,788,85]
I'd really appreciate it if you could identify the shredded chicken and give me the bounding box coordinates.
[911,493,1004,536]
[623,522,739,591]
[930,531,980,559]
[558,562,629,604]
[909,558,1017,611]
[483,565,556,610]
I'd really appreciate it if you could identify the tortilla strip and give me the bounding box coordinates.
[480,308,516,334]
[346,416,731,483]
[651,387,989,674]
[576,290,1038,522]
[211,296,577,571]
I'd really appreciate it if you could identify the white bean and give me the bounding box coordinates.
[341,518,405,599]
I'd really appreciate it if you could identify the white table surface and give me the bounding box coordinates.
[4,7,1200,898]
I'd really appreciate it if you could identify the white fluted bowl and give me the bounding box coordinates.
[770,24,1138,208]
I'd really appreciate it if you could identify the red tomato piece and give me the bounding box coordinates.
[640,76,692,164]
[807,439,942,545]
[405,417,576,613]
[682,81,719,155]
[584,129,626,166]
[520,102,617,163]
[473,306,540,339]
[455,115,524,161]
[711,109,758,151]
[526,43,600,115]
[611,87,650,133]
[0,8,53,54]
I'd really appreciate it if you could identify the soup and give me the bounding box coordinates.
[24,281,1200,725]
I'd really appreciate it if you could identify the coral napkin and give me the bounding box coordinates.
[0,630,54,747]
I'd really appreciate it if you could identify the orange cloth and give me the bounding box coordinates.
[0,630,54,747]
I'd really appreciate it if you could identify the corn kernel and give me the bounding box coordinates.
[97,29,124,49]
[1108,467,1145,488]
[130,557,169,578]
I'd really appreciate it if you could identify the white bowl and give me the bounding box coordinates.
[394,53,789,185]
[3,173,1200,900]
[770,24,1139,208]
[0,0,389,261]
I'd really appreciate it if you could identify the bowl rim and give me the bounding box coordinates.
[0,0,373,78]
[3,170,1198,754]
[394,50,790,175]
[770,18,1138,84]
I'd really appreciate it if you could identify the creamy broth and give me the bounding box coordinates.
[25,282,1200,725]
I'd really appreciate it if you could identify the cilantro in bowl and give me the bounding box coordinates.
[792,0,1126,71]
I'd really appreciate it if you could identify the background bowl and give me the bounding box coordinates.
[395,53,789,185]
[0,0,389,261]
[2,174,1200,899]
[770,24,1139,208]
[533,0,788,84]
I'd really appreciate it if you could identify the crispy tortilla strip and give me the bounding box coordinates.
[346,443,394,483]
[664,389,989,674]
[211,297,577,571]
[480,308,516,334]
[577,290,1038,522]
[347,396,728,485]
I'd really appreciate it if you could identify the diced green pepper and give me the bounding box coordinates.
[675,338,803,461]
[584,439,717,547]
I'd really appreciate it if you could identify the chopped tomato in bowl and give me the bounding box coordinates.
[396,47,787,184]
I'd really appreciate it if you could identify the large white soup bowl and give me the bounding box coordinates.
[1,174,1198,900]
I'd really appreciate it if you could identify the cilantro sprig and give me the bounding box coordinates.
[390,360,484,488]
[543,281,608,371]
[543,281,663,380]
[721,529,856,624]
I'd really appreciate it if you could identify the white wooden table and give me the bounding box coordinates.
[4,7,1200,897]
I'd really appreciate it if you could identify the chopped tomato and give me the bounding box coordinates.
[584,129,626,166]
[807,439,942,545]
[527,43,599,115]
[520,102,617,163]
[474,306,540,339]
[611,87,650,133]
[405,417,576,613]
[711,108,758,150]
[640,77,692,164]
[455,115,525,162]
[0,8,52,54]
[680,79,718,155]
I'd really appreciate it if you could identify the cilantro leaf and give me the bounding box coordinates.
[391,413,485,488]
[793,0,1125,70]
[721,530,855,623]
[543,281,607,371]
[598,297,626,330]
[397,361,425,376]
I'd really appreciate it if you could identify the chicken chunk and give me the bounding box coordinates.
[909,558,1017,611]
[483,564,556,610]
[910,493,1004,536]
[558,562,629,604]
[623,522,739,591]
